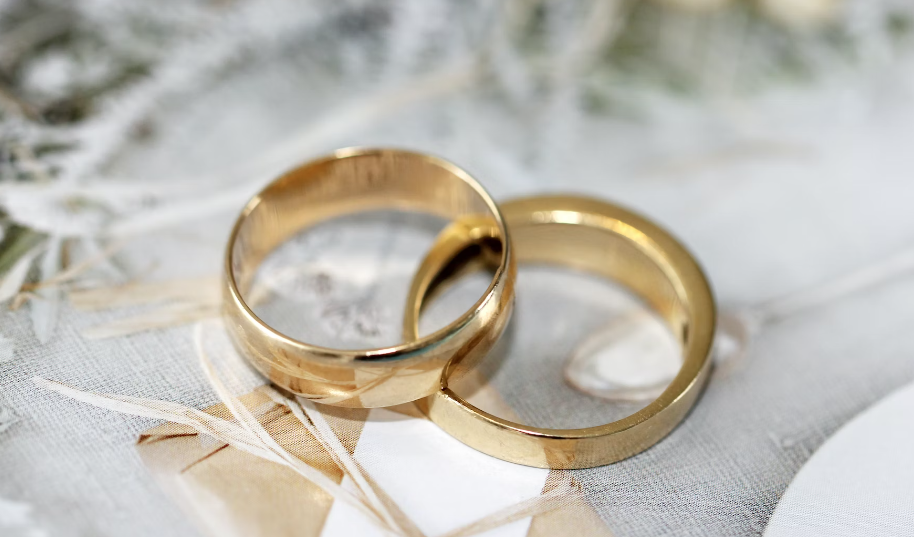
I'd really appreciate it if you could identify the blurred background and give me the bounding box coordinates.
[2,1,914,536]
[2,0,913,305]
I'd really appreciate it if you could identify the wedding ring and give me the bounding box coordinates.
[224,148,515,408]
[404,195,715,468]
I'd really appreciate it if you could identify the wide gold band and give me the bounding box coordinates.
[404,195,715,468]
[223,148,515,408]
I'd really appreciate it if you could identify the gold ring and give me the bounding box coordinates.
[223,148,515,408]
[404,195,715,468]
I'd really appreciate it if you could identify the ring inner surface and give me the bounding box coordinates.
[509,219,689,348]
[421,207,703,434]
[229,152,503,347]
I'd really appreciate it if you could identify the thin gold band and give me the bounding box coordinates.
[404,195,715,468]
[223,148,515,408]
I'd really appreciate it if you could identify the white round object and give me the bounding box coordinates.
[765,382,914,537]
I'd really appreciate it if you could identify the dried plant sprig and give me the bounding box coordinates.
[265,388,422,537]
[25,239,126,292]
[191,321,406,536]
[0,239,46,303]
[32,375,403,536]
[33,378,280,456]
[711,244,914,378]
[80,303,220,340]
[0,226,46,276]
[29,235,61,343]
[441,481,574,537]
[261,386,423,537]
[753,245,914,326]
[69,276,220,312]
[35,317,581,537]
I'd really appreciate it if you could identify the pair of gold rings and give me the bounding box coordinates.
[223,148,716,469]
